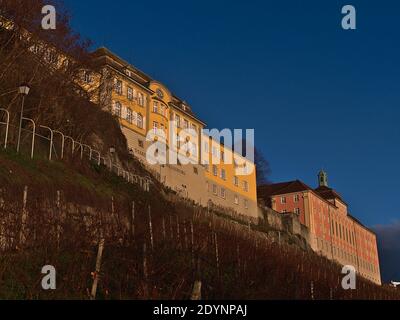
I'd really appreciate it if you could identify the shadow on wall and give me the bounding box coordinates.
[372,221,400,283]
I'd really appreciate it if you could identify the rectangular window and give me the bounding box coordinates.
[114,101,122,117]
[138,92,144,106]
[212,184,217,195]
[153,121,158,134]
[126,108,133,123]
[234,176,239,186]
[183,119,189,129]
[137,114,143,129]
[244,199,248,209]
[234,195,239,205]
[221,169,226,180]
[191,123,197,132]
[176,115,181,128]
[193,167,198,175]
[220,188,226,199]
[281,196,286,204]
[153,102,158,113]
[294,208,300,215]
[212,165,218,176]
[243,181,248,192]
[160,105,165,116]
[160,123,165,135]
[138,140,144,148]
[115,80,123,95]
[127,87,133,100]
[294,194,300,202]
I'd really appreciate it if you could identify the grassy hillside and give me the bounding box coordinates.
[0,149,399,300]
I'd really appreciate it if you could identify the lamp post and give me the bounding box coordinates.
[16,84,30,153]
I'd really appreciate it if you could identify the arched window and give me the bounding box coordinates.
[137,113,143,129]
[114,101,122,117]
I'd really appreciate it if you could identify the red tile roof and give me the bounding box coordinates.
[258,180,348,207]
[314,185,347,205]
[257,180,313,198]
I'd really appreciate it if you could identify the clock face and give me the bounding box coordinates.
[156,89,164,99]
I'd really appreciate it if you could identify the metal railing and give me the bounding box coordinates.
[0,108,151,192]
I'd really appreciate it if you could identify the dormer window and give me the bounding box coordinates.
[156,88,164,99]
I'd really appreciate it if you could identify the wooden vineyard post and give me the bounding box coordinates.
[148,206,154,250]
[19,186,28,247]
[90,238,105,300]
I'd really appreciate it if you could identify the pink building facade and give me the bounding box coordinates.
[258,171,381,285]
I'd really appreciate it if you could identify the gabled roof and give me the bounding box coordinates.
[257,180,313,198]
[257,180,343,209]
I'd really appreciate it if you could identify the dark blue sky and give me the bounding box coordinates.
[65,0,400,227]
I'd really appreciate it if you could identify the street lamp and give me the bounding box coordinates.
[16,83,31,153]
[18,84,30,95]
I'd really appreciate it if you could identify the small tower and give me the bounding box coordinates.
[318,170,328,187]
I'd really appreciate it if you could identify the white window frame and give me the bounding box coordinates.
[153,121,158,134]
[115,79,123,95]
[220,188,226,199]
[221,169,226,180]
[127,87,133,100]
[212,165,218,176]
[126,108,133,123]
[137,113,143,129]
[114,101,122,117]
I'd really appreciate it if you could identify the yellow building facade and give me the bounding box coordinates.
[88,47,258,218]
